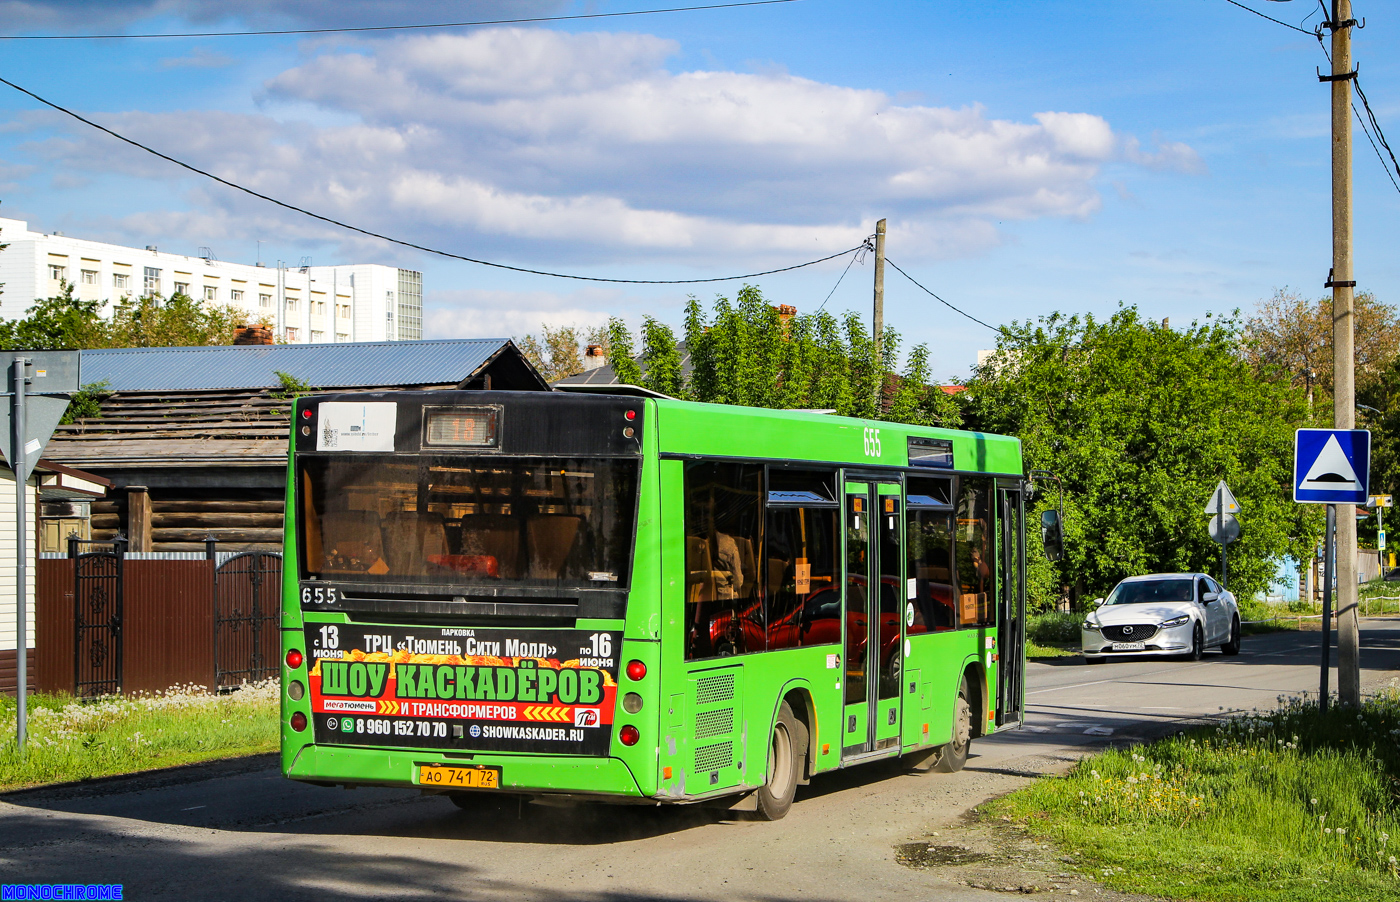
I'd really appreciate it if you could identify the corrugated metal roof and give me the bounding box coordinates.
[81,339,517,391]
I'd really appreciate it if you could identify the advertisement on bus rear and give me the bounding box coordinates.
[305,623,621,755]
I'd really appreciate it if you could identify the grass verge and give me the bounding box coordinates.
[0,681,278,792]
[988,689,1400,901]
[1026,611,1081,659]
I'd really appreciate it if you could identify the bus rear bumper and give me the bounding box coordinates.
[284,744,647,799]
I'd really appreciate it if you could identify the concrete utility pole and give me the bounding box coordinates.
[872,219,886,350]
[1328,0,1361,707]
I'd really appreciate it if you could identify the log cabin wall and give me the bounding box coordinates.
[92,487,286,552]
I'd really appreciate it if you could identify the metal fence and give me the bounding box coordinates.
[36,536,282,696]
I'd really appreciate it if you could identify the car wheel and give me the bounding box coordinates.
[1221,615,1241,656]
[933,677,972,773]
[1085,656,1105,665]
[755,702,799,820]
[1186,623,1204,661]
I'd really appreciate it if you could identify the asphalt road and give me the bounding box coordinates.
[4,621,1400,902]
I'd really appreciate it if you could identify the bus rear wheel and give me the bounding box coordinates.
[933,677,972,774]
[755,701,799,821]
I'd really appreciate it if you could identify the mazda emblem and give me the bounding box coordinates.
[1122,626,1134,636]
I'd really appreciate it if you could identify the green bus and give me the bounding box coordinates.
[280,389,1028,819]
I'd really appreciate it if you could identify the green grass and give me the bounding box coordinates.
[0,681,278,791]
[988,689,1400,901]
[1026,611,1082,659]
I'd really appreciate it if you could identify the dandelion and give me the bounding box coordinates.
[1327,828,1333,835]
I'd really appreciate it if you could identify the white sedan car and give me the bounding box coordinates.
[1081,573,1241,664]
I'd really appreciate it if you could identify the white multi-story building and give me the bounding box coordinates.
[0,217,423,343]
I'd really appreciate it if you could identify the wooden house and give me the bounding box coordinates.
[42,338,548,553]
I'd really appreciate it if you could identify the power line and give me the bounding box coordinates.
[0,0,801,41]
[0,72,864,285]
[1221,0,1315,35]
[1354,77,1400,192]
[883,258,1002,333]
[813,237,871,315]
[1231,0,1400,199]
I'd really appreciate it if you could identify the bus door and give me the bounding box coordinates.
[841,478,904,758]
[995,484,1026,727]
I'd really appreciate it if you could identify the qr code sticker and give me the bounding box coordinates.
[322,424,337,448]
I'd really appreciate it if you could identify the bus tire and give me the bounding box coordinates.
[756,701,799,821]
[933,677,972,774]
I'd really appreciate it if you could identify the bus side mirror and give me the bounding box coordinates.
[1040,509,1065,562]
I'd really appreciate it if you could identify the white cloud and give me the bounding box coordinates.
[426,287,618,340]
[17,27,1203,268]
[1123,133,1207,174]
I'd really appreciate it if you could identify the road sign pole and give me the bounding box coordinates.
[12,356,27,750]
[1322,503,1336,715]
[1219,494,1228,590]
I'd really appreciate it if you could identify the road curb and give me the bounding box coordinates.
[0,752,277,802]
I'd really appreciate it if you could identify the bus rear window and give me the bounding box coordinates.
[297,456,638,590]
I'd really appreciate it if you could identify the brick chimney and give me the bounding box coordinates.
[773,304,797,333]
[583,344,607,371]
[234,324,274,345]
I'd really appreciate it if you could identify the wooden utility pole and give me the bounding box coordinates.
[873,219,886,349]
[1328,0,1361,707]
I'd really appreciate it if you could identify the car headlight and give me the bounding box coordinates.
[1160,615,1191,628]
[1082,620,1100,631]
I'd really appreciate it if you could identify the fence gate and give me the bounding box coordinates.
[71,536,126,698]
[215,552,283,688]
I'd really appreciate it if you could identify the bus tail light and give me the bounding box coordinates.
[290,712,308,732]
[286,649,304,670]
[618,725,640,746]
[626,660,646,681]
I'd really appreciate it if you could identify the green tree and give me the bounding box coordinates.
[517,323,609,383]
[963,306,1318,610]
[0,281,106,349]
[1242,288,1400,404]
[606,317,643,386]
[639,316,683,397]
[622,285,961,427]
[106,292,243,347]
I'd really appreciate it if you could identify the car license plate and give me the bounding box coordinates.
[419,765,500,789]
[1111,642,1146,651]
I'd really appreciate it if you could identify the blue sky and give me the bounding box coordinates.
[0,0,1395,379]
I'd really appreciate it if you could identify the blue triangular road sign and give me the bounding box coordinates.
[1295,428,1370,504]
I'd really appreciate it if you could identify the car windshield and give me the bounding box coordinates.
[1105,578,1193,605]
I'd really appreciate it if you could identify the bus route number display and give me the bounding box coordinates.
[305,623,622,756]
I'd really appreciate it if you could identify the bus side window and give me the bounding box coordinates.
[764,506,840,650]
[956,476,996,628]
[684,461,764,660]
[906,507,955,631]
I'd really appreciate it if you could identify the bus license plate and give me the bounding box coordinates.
[1111,642,1145,651]
[419,765,500,789]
